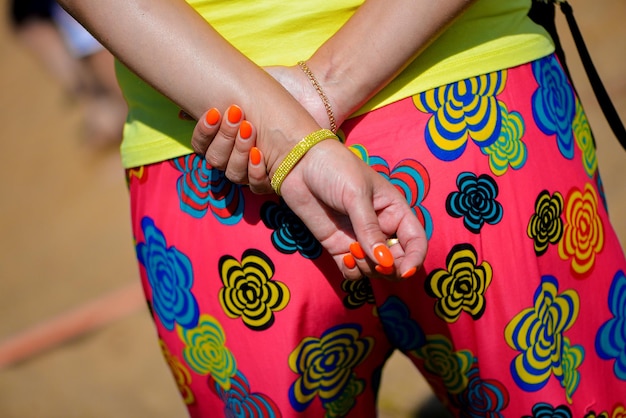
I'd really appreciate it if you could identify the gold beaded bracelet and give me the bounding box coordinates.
[270,128,338,195]
[297,61,337,133]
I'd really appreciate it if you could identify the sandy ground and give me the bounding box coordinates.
[0,1,624,417]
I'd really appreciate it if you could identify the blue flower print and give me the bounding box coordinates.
[446,172,503,233]
[378,296,426,351]
[261,199,322,259]
[450,365,510,416]
[172,154,244,225]
[523,403,572,418]
[210,371,282,417]
[414,71,506,161]
[136,217,199,331]
[532,55,576,159]
[596,270,626,380]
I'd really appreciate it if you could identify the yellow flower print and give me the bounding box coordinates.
[288,324,372,413]
[426,243,492,323]
[612,404,626,418]
[348,144,370,163]
[482,102,527,176]
[159,340,195,405]
[573,100,597,178]
[413,334,474,394]
[414,70,507,161]
[219,249,290,331]
[561,337,584,404]
[178,314,236,390]
[505,276,580,396]
[558,183,604,276]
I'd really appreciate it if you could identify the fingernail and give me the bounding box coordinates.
[204,108,220,126]
[343,254,356,269]
[373,244,394,268]
[239,120,252,139]
[250,147,262,165]
[349,242,366,259]
[401,266,417,279]
[375,264,394,275]
[227,105,243,124]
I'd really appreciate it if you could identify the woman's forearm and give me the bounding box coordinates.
[307,0,476,121]
[57,0,320,174]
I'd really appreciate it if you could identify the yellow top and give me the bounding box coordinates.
[117,0,554,168]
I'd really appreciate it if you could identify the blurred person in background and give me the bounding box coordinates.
[9,0,126,147]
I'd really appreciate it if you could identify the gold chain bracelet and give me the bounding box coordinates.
[270,129,338,195]
[297,61,337,133]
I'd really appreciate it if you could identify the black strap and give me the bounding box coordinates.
[530,1,626,151]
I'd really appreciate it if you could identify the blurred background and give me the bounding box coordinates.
[0,0,624,416]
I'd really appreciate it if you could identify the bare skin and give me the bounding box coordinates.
[57,0,473,279]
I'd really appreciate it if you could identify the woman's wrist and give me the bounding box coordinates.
[303,52,368,126]
[270,128,339,195]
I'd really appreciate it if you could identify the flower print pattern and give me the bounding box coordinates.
[446,172,503,233]
[560,337,584,403]
[595,270,626,381]
[532,55,576,159]
[288,324,372,413]
[369,157,433,239]
[136,217,199,331]
[573,100,597,178]
[341,278,375,310]
[413,334,474,394]
[527,190,564,256]
[481,102,527,176]
[322,375,365,418]
[523,403,572,418]
[218,249,290,331]
[449,365,510,416]
[126,165,148,189]
[160,340,195,405]
[378,296,426,351]
[596,174,608,214]
[172,154,244,224]
[505,276,581,396]
[209,370,282,418]
[609,404,626,417]
[425,243,493,323]
[414,70,506,161]
[261,200,322,259]
[178,314,236,390]
[583,412,610,418]
[558,183,604,276]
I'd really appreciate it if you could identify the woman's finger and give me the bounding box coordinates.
[203,104,243,170]
[225,119,255,184]
[247,147,273,194]
[190,107,221,155]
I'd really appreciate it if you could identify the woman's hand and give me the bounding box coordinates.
[190,65,335,191]
[279,138,427,281]
[189,106,427,280]
[189,105,272,194]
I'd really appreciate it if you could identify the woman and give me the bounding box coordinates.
[57,0,626,415]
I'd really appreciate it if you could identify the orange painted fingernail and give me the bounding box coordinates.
[373,244,394,268]
[343,254,356,269]
[205,108,220,126]
[375,264,394,275]
[239,120,252,139]
[227,105,242,124]
[349,242,366,259]
[250,147,261,165]
[401,266,417,279]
